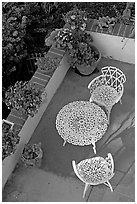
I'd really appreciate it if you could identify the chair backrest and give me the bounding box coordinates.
[101,66,126,92]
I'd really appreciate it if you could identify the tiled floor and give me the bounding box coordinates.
[2,57,135,202]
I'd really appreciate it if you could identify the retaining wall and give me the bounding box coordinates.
[87,31,135,64]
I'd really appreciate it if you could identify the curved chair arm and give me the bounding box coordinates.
[72,160,91,198]
[88,75,106,90]
[72,160,85,183]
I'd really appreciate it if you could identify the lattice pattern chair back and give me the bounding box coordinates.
[101,66,126,91]
[72,153,114,198]
[88,67,126,121]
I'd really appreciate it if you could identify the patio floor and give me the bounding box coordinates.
[2,57,135,202]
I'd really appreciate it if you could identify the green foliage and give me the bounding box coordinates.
[2,128,20,160]
[2,2,28,69]
[63,7,88,31]
[67,31,98,67]
[4,81,45,117]
[35,55,60,72]
[22,143,42,160]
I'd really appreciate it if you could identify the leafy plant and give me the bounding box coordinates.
[63,7,88,31]
[22,143,42,160]
[2,128,20,160]
[35,55,60,72]
[4,81,45,117]
[45,28,74,50]
[65,31,97,67]
[69,42,100,68]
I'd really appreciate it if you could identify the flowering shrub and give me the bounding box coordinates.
[45,28,74,50]
[4,81,45,117]
[63,7,88,31]
[35,55,60,72]
[55,28,74,49]
[2,129,20,160]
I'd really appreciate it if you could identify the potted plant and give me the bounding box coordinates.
[97,16,116,33]
[35,54,61,73]
[21,142,43,167]
[4,81,46,117]
[63,7,88,31]
[2,119,14,133]
[2,128,20,160]
[45,28,74,50]
[68,32,101,75]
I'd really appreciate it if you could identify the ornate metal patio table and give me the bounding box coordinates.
[56,101,109,153]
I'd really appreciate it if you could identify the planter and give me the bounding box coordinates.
[21,143,43,167]
[76,45,101,76]
[35,55,61,74]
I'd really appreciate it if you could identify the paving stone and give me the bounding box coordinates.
[110,170,125,188]
[105,137,124,156]
[37,68,53,77]
[115,163,135,199]
[30,77,47,87]
[101,189,134,202]
[48,50,64,59]
[87,180,133,202]
[34,72,50,82]
[50,47,65,55]
[87,185,107,202]
[114,146,135,172]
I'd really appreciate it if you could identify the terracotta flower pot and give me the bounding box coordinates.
[21,143,43,167]
[76,45,101,76]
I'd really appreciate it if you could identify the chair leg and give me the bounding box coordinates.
[104,181,113,192]
[63,140,67,146]
[119,99,122,104]
[92,142,96,154]
[83,183,90,198]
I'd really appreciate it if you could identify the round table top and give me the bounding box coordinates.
[56,101,108,146]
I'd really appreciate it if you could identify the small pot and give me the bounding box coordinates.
[75,45,101,76]
[21,146,43,167]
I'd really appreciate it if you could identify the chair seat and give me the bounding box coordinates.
[76,155,114,185]
[89,85,119,108]
[72,153,115,198]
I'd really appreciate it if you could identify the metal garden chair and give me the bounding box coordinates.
[72,153,114,198]
[88,66,126,121]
